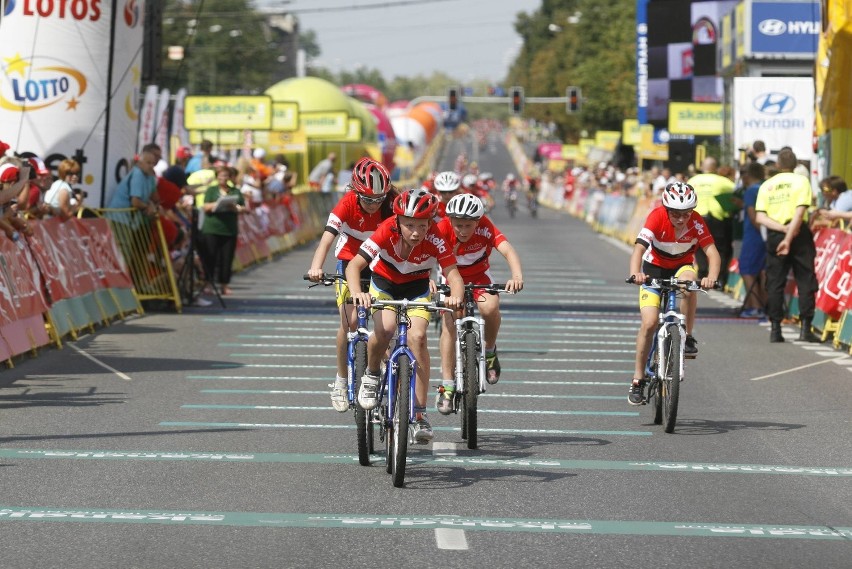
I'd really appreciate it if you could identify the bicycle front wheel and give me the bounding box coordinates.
[661,324,682,433]
[354,341,372,466]
[391,355,411,487]
[460,332,479,449]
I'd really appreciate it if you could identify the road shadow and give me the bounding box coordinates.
[0,427,253,445]
[401,464,576,489]
[0,388,126,410]
[669,418,806,435]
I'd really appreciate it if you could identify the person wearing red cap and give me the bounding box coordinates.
[0,140,10,157]
[0,161,28,242]
[22,157,53,219]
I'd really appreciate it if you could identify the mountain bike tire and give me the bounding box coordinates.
[354,341,372,466]
[460,332,479,449]
[391,355,411,487]
[662,324,682,433]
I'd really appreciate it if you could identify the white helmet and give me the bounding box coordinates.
[446,193,485,219]
[433,171,461,193]
[462,174,478,188]
[478,172,493,181]
[661,182,697,210]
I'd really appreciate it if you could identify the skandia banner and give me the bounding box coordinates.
[0,0,144,207]
[732,77,814,162]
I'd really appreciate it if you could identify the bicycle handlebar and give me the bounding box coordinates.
[435,283,516,295]
[304,273,370,289]
[345,297,453,313]
[625,275,722,290]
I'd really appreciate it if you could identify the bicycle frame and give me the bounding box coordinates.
[454,304,486,395]
[644,283,686,384]
[347,304,371,404]
[377,301,418,430]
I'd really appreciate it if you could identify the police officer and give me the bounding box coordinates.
[754,148,820,343]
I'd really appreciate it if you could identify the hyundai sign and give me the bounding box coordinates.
[733,77,814,161]
[750,1,819,55]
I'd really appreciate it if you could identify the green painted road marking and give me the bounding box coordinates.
[209,364,633,374]
[0,506,848,539]
[198,389,624,400]
[158,422,651,436]
[180,404,638,416]
[3,450,850,477]
[228,354,635,364]
[188,376,627,385]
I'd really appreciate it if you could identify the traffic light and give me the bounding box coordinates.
[510,86,524,114]
[567,86,581,113]
[448,87,459,111]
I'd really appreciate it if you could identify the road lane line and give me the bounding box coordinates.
[749,356,850,381]
[435,528,469,550]
[67,343,131,381]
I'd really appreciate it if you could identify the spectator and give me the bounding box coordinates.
[250,148,273,183]
[738,162,768,318]
[199,165,245,296]
[811,175,852,228]
[236,156,263,210]
[652,167,675,196]
[185,140,215,174]
[688,156,737,284]
[44,158,80,220]
[755,148,820,343]
[750,140,769,164]
[22,156,53,219]
[0,162,28,242]
[308,152,336,188]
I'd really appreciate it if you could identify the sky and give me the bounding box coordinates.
[255,0,543,82]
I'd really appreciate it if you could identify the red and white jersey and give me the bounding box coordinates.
[325,191,385,261]
[636,206,714,269]
[359,216,457,285]
[436,216,506,280]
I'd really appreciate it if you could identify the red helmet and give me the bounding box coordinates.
[350,157,391,197]
[393,188,439,219]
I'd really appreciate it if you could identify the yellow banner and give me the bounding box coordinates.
[579,138,595,157]
[301,111,349,138]
[622,119,640,146]
[184,96,273,130]
[595,130,621,151]
[189,130,242,147]
[668,102,723,135]
[344,118,362,142]
[639,125,668,160]
[272,102,299,131]
[561,144,580,160]
[256,128,308,154]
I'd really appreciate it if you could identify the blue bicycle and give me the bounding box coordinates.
[367,297,450,487]
[626,276,718,433]
[305,273,373,466]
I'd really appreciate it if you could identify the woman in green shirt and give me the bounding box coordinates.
[200,165,245,296]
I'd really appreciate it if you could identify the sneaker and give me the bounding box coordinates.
[739,308,761,318]
[628,380,646,406]
[485,349,501,384]
[684,334,698,356]
[412,414,433,444]
[435,383,455,415]
[357,371,380,410]
[194,297,213,307]
[329,378,348,413]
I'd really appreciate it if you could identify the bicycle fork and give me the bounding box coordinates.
[656,312,686,383]
[454,316,486,394]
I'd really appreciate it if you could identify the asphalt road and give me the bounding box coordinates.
[0,132,849,568]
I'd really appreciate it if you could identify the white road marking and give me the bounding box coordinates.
[435,528,469,550]
[749,356,849,381]
[67,343,131,381]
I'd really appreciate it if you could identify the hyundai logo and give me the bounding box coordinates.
[753,93,796,115]
[758,19,787,35]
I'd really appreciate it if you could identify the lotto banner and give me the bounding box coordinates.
[0,1,145,208]
[813,228,852,320]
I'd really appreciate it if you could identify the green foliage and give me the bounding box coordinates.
[506,0,636,140]
[162,0,278,95]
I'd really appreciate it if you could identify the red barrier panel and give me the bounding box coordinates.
[0,237,50,357]
[78,218,134,289]
[27,218,100,301]
[814,228,852,319]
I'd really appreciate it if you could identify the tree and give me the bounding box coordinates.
[161,0,278,95]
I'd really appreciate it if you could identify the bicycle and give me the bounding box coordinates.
[304,273,374,466]
[505,190,518,218]
[626,276,718,433]
[366,297,450,487]
[437,282,514,449]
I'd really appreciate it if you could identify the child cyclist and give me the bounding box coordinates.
[435,193,524,414]
[346,188,464,443]
[431,170,463,217]
[306,158,394,412]
[627,182,721,405]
